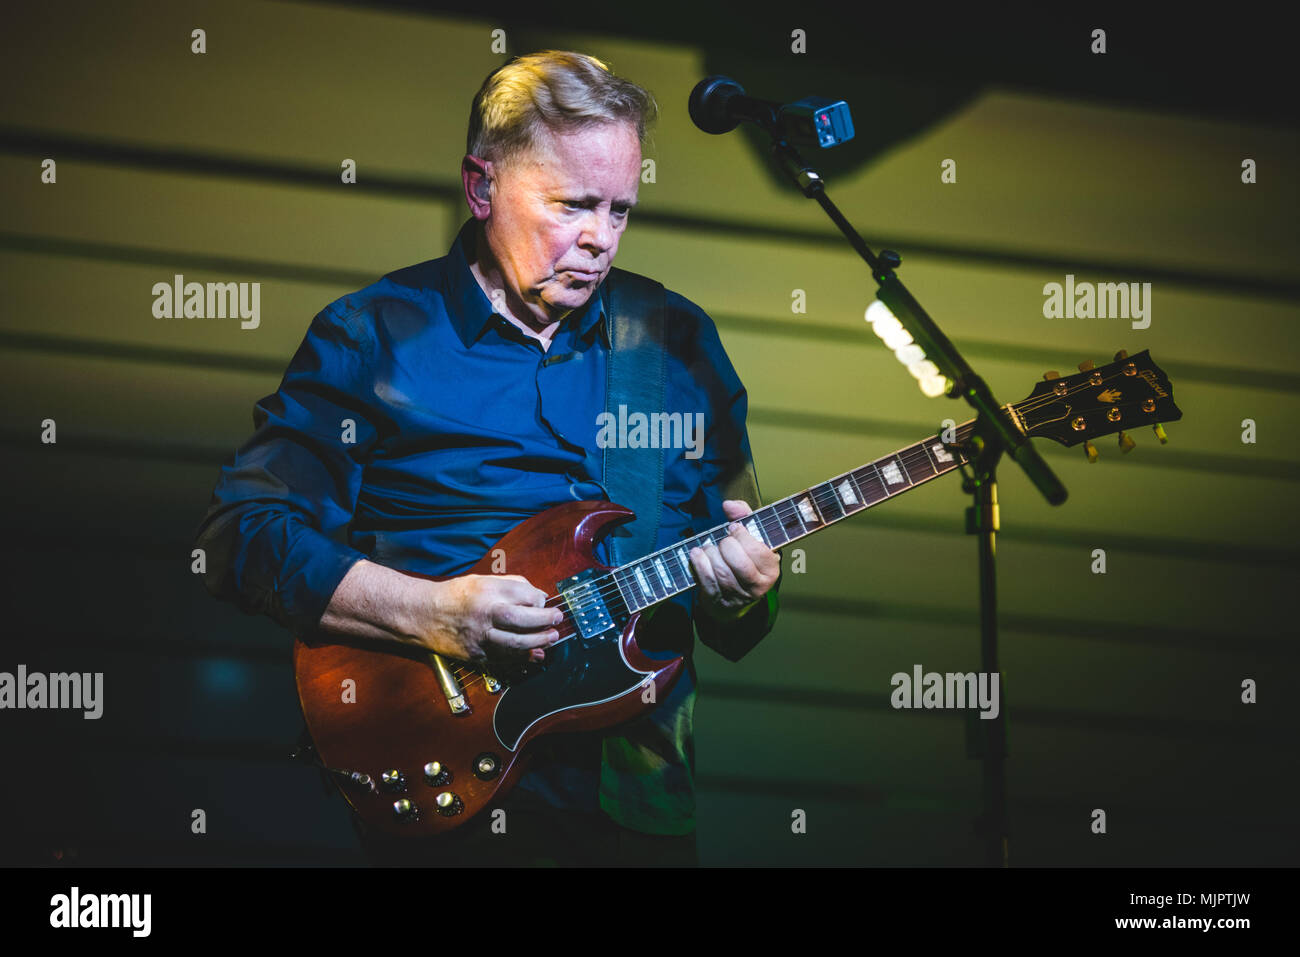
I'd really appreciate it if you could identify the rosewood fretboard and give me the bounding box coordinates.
[595,419,977,615]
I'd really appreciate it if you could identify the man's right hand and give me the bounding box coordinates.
[319,560,561,665]
[420,574,562,664]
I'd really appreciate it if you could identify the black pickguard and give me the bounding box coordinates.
[492,632,645,750]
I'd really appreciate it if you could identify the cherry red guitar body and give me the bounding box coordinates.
[293,500,684,840]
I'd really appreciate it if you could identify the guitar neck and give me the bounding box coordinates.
[608,418,979,614]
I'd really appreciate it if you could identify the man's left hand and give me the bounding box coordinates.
[689,499,781,623]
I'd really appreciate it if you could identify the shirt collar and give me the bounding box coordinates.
[446,218,608,347]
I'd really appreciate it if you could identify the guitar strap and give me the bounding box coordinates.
[601,266,667,567]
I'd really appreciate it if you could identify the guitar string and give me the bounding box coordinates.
[525,363,1144,617]
[473,407,972,636]
[533,418,978,615]
[445,432,969,690]
[444,367,1153,684]
[445,421,981,692]
[447,385,1135,693]
[457,401,1021,670]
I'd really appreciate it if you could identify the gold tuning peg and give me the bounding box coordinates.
[1113,349,1128,361]
[1083,440,1099,463]
[1043,370,1060,380]
[1118,430,1136,453]
[1077,359,1095,372]
[1152,423,1168,444]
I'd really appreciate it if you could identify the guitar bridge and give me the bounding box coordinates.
[429,653,471,714]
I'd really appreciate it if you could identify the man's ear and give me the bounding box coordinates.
[462,155,493,218]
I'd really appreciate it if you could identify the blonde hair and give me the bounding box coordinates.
[467,50,657,167]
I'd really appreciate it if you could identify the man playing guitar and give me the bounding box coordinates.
[194,49,782,866]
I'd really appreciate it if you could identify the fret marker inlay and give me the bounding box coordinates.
[837,479,858,505]
[653,557,672,590]
[796,496,819,524]
[931,444,954,463]
[882,461,904,485]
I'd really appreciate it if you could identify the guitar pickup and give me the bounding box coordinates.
[558,569,614,640]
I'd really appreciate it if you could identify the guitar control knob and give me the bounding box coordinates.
[423,761,452,786]
[473,752,501,781]
[435,792,464,817]
[392,798,420,822]
[380,769,407,793]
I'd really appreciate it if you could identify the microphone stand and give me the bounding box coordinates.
[762,131,1069,868]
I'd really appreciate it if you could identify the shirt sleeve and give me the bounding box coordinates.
[191,305,380,636]
[675,295,782,663]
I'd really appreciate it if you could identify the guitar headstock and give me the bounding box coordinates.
[1010,349,1182,460]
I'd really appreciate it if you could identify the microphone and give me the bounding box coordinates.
[688,75,854,148]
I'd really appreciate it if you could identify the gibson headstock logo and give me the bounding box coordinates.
[1138,369,1169,398]
[1097,388,1123,403]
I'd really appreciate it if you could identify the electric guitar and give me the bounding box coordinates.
[294,349,1182,838]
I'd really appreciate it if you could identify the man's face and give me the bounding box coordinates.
[479,121,641,326]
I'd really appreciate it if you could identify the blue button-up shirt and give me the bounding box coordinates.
[195,218,780,834]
